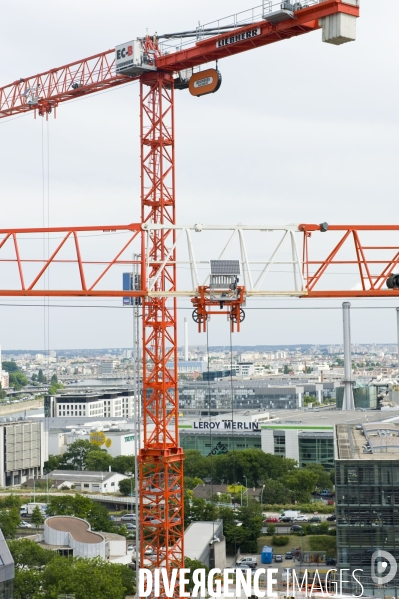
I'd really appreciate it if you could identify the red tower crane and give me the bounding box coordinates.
[0,1,361,594]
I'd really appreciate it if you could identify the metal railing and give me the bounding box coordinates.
[159,0,322,55]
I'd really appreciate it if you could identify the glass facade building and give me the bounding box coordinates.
[299,433,335,470]
[180,430,261,456]
[335,423,399,596]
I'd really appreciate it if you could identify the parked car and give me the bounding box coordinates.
[282,568,293,581]
[326,514,336,521]
[235,564,253,572]
[120,514,136,521]
[326,558,337,566]
[19,521,32,528]
[285,552,293,560]
[308,516,321,523]
[279,516,293,523]
[236,557,258,568]
[274,554,283,563]
[294,515,308,522]
[264,516,279,523]
[320,489,333,497]
[126,523,136,530]
[290,525,303,532]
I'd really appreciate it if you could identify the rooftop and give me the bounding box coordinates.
[335,422,399,460]
[184,520,223,561]
[264,407,399,429]
[47,470,119,482]
[46,516,104,544]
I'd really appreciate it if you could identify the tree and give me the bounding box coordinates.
[283,365,290,374]
[46,494,114,533]
[111,454,135,475]
[9,372,28,390]
[59,439,98,470]
[38,369,46,383]
[261,479,292,505]
[184,476,204,490]
[31,505,44,528]
[13,568,42,599]
[39,555,126,599]
[184,557,209,592]
[9,539,134,599]
[43,454,62,474]
[50,373,58,385]
[212,449,296,486]
[8,538,54,568]
[0,507,20,538]
[184,450,211,480]
[305,464,333,491]
[119,478,134,496]
[2,361,18,373]
[84,449,113,472]
[283,469,319,502]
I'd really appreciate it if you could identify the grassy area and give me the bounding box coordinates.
[309,535,336,557]
[257,534,312,553]
[262,503,335,514]
[257,534,336,557]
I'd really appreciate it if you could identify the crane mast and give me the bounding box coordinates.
[0,2,362,596]
[139,71,184,575]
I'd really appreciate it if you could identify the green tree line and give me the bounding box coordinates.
[7,538,135,599]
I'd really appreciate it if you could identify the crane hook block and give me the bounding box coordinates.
[189,69,222,97]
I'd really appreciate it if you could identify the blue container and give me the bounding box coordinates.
[261,545,273,564]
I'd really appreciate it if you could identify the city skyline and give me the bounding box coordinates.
[1,0,398,346]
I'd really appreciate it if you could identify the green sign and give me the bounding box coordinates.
[124,435,135,442]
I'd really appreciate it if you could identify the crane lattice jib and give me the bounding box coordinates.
[0,1,358,118]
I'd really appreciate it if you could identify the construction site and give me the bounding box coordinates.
[2,0,399,597]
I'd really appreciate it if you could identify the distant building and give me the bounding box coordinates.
[44,390,135,419]
[1,371,9,388]
[100,361,114,375]
[0,420,45,487]
[49,427,138,458]
[178,380,304,410]
[336,385,378,409]
[262,425,334,470]
[235,362,255,377]
[45,470,127,493]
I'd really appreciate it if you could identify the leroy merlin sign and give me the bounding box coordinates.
[193,420,260,431]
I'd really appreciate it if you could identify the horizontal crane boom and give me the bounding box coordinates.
[0,0,358,119]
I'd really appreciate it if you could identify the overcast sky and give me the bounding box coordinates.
[1,0,399,351]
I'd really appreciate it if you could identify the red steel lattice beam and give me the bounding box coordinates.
[301,224,399,297]
[138,72,184,585]
[0,1,359,119]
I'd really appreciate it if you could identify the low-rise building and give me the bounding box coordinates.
[46,470,127,493]
[184,520,226,570]
[23,516,128,562]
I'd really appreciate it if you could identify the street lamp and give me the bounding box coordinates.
[243,475,248,507]
[299,530,304,575]
[260,484,265,505]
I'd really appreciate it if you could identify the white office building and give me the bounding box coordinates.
[45,391,137,419]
